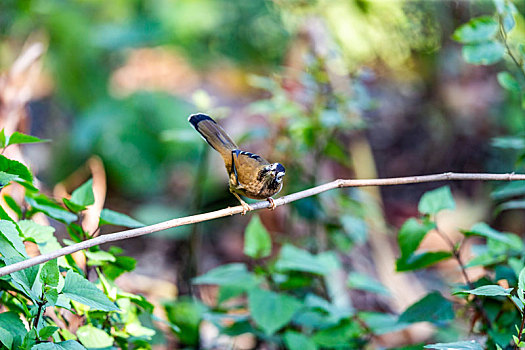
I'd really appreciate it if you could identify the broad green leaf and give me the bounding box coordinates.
[462,41,505,65]
[243,215,272,259]
[304,294,353,324]
[85,250,116,266]
[347,272,390,296]
[6,257,39,300]
[4,194,22,218]
[0,155,32,183]
[61,270,119,311]
[397,218,435,258]
[0,129,6,148]
[284,331,317,350]
[0,171,19,187]
[63,199,86,214]
[99,208,144,228]
[452,16,499,43]
[19,220,62,255]
[424,340,483,350]
[396,251,452,272]
[25,196,77,224]
[398,292,454,324]
[359,312,411,335]
[39,326,59,340]
[0,312,27,341]
[164,298,207,346]
[40,259,59,287]
[275,244,333,275]
[31,340,86,350]
[7,132,49,146]
[76,325,113,348]
[103,254,136,280]
[418,186,455,215]
[0,327,13,349]
[519,266,525,305]
[311,320,363,347]
[464,223,515,245]
[0,220,27,257]
[454,285,512,297]
[70,179,94,208]
[45,288,59,307]
[193,263,260,289]
[498,72,520,93]
[248,289,302,335]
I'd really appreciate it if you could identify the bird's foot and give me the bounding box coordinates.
[240,201,253,215]
[267,197,276,211]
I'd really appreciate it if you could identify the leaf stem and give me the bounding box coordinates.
[499,17,525,81]
[516,307,525,350]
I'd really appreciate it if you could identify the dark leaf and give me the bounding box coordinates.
[99,208,144,228]
[398,292,454,324]
[248,289,302,335]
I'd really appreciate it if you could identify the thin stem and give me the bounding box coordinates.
[499,18,525,81]
[1,172,525,277]
[516,309,525,350]
[32,292,45,332]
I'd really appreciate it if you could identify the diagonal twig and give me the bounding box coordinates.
[0,172,524,277]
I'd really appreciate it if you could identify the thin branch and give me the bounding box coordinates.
[516,308,525,350]
[499,18,525,81]
[0,172,525,277]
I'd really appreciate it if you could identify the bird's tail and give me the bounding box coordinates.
[188,113,238,161]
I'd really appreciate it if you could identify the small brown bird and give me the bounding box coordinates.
[189,113,285,214]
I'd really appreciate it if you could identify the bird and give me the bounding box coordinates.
[188,113,285,214]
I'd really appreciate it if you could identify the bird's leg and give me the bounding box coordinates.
[267,197,276,210]
[230,190,253,215]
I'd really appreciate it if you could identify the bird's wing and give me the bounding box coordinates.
[231,150,270,186]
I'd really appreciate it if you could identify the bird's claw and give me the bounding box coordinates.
[267,197,276,211]
[241,202,253,215]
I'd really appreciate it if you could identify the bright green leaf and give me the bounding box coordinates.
[25,195,77,224]
[0,155,32,183]
[4,194,22,218]
[396,251,452,271]
[0,171,19,187]
[77,325,114,348]
[347,272,390,296]
[284,331,317,350]
[424,340,483,350]
[311,320,362,347]
[248,289,302,335]
[397,218,435,258]
[462,41,505,65]
[398,292,454,324]
[0,220,27,257]
[454,285,512,297]
[275,244,333,275]
[40,259,59,287]
[0,129,6,148]
[70,179,94,208]
[7,132,49,146]
[85,250,116,265]
[418,186,455,215]
[61,270,119,311]
[164,298,206,346]
[244,215,272,259]
[6,257,40,300]
[99,208,144,228]
[464,223,515,245]
[19,220,62,255]
[519,267,525,305]
[39,326,59,340]
[498,72,521,93]
[452,16,499,43]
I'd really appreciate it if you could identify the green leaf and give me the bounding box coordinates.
[398,292,454,324]
[85,250,116,266]
[0,155,32,183]
[275,244,334,275]
[453,285,513,297]
[76,325,114,348]
[464,223,515,245]
[103,254,136,280]
[248,289,302,335]
[4,195,22,218]
[0,327,13,349]
[70,179,94,208]
[244,215,272,259]
[396,251,452,272]
[25,195,77,224]
[7,132,49,146]
[418,186,455,215]
[359,311,411,335]
[61,270,119,311]
[39,326,59,340]
[452,16,499,43]
[491,181,525,200]
[0,220,27,258]
[0,312,27,341]
[40,259,59,287]
[164,298,206,346]
[424,340,483,350]
[193,263,260,289]
[0,171,19,187]
[99,208,144,228]
[311,320,363,347]
[284,331,317,350]
[397,218,435,258]
[31,340,86,350]
[519,266,525,305]
[6,257,40,300]
[494,0,518,32]
[462,41,505,65]
[498,72,521,93]
[19,220,62,255]
[347,272,390,296]
[0,129,6,148]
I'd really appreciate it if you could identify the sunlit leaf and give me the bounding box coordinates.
[0,155,32,183]
[452,16,499,43]
[77,325,113,348]
[418,186,455,215]
[7,132,49,146]
[40,259,59,287]
[243,215,271,259]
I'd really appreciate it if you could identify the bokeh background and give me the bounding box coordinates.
[1,0,525,348]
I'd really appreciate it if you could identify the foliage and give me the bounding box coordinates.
[0,130,162,349]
